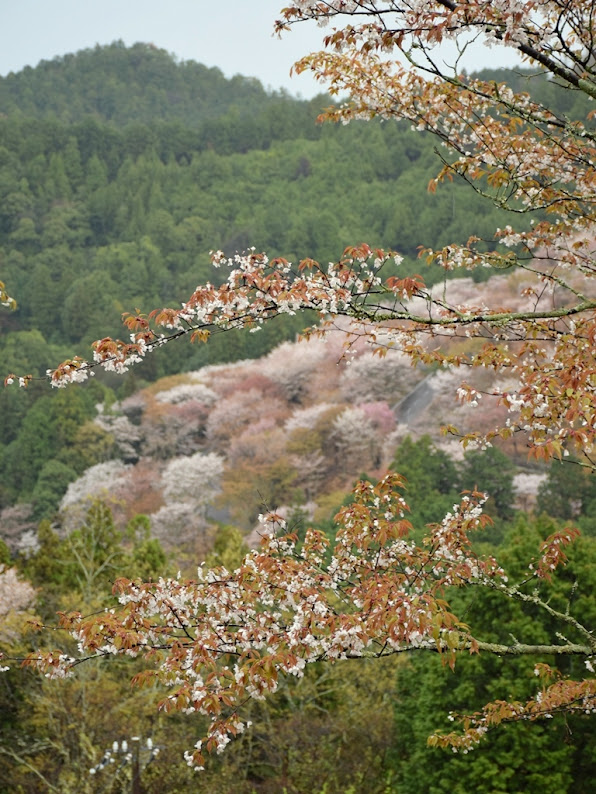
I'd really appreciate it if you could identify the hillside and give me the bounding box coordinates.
[0,44,589,524]
[0,41,307,126]
[0,267,561,555]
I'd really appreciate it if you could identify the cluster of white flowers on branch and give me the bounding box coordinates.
[21,474,594,766]
[0,279,16,310]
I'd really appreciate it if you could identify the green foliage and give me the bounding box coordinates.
[163,658,399,794]
[537,460,596,535]
[0,42,294,128]
[204,524,249,571]
[31,459,78,520]
[59,500,123,601]
[391,515,596,793]
[60,421,115,475]
[390,436,516,535]
[390,435,461,527]
[22,520,64,597]
[125,514,168,581]
[460,446,517,521]
[0,382,108,509]
[0,539,10,566]
[22,502,170,610]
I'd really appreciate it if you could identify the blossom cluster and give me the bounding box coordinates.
[23,474,529,767]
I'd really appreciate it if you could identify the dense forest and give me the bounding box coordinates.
[1,42,595,793]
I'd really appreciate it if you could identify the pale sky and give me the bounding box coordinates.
[0,0,524,99]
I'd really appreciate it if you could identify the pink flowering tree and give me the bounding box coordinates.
[0,565,37,695]
[331,405,381,470]
[149,452,225,545]
[4,0,596,768]
[0,566,36,646]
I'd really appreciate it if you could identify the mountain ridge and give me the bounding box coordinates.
[0,40,326,126]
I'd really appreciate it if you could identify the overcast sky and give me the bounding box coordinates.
[0,0,524,99]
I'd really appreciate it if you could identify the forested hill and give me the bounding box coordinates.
[0,46,589,376]
[1,41,589,129]
[0,45,589,512]
[0,41,326,127]
[0,46,528,365]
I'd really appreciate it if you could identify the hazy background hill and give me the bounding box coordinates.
[0,40,314,126]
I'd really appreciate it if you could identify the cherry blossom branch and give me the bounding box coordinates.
[487,584,596,652]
